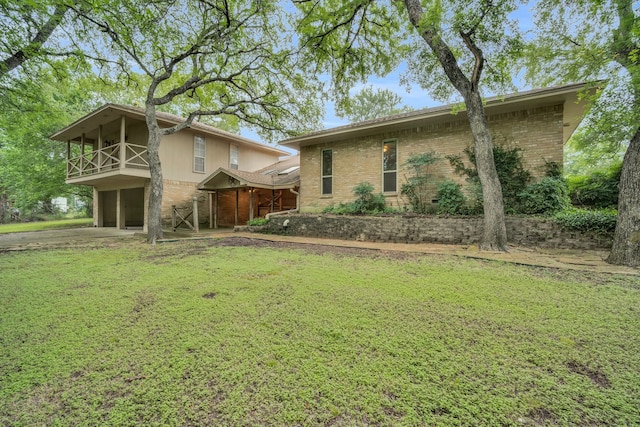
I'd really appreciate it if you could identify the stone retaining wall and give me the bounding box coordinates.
[256,214,612,250]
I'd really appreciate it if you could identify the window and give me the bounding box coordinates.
[383,140,397,192]
[321,149,332,195]
[230,144,239,170]
[194,136,205,173]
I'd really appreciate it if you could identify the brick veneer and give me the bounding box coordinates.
[257,214,613,250]
[299,104,564,213]
[162,179,209,226]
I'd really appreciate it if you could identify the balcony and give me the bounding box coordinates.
[66,142,150,186]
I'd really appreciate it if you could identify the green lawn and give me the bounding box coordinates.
[1,239,638,426]
[0,218,93,234]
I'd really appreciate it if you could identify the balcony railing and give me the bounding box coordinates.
[67,143,149,178]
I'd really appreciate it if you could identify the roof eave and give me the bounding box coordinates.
[280,82,596,149]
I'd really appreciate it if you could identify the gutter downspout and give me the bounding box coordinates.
[265,188,299,219]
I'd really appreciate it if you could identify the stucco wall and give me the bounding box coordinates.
[258,214,613,250]
[299,103,564,213]
[160,130,281,183]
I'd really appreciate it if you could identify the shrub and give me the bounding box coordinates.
[401,152,440,213]
[436,180,467,215]
[518,177,571,215]
[553,208,617,234]
[542,160,563,179]
[447,145,532,213]
[566,162,621,208]
[247,218,269,226]
[323,182,389,215]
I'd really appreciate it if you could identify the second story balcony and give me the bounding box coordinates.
[67,141,149,180]
[51,105,153,186]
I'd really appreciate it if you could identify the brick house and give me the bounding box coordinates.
[280,83,593,213]
[51,104,292,231]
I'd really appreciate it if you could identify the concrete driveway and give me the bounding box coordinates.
[0,227,138,251]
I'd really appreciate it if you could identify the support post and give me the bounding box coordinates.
[93,187,100,227]
[208,192,213,229]
[193,196,199,233]
[116,189,125,229]
[80,133,85,175]
[214,191,218,229]
[119,115,126,169]
[66,141,71,177]
[98,125,103,172]
[172,205,177,231]
[270,189,275,213]
[249,188,254,221]
[235,189,239,226]
[143,181,150,233]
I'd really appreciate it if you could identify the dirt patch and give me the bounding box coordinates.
[206,236,425,261]
[527,407,557,424]
[202,292,217,299]
[567,361,611,388]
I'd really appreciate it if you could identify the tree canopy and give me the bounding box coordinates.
[527,0,640,266]
[67,0,323,243]
[335,85,413,123]
[295,0,526,250]
[0,63,97,218]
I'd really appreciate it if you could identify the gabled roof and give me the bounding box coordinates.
[50,103,288,156]
[198,155,300,190]
[280,82,597,148]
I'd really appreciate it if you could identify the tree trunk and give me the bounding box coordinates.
[145,105,164,244]
[465,92,509,251]
[402,0,508,251]
[607,0,640,266]
[607,127,640,266]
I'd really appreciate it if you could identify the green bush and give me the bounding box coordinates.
[247,217,269,226]
[518,177,571,215]
[447,145,532,213]
[400,152,440,213]
[436,180,467,215]
[323,182,389,215]
[553,208,617,234]
[566,162,621,208]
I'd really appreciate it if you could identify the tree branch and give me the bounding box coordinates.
[460,30,484,91]
[0,3,70,78]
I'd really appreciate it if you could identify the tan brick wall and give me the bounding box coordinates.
[299,103,564,212]
[161,179,210,227]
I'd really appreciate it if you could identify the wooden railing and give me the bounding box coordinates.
[67,143,149,178]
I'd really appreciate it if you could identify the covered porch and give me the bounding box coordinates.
[198,157,300,228]
[50,104,152,185]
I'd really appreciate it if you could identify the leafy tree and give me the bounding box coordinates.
[296,0,524,251]
[0,64,97,217]
[336,85,413,122]
[72,0,322,243]
[527,0,640,266]
[0,0,72,79]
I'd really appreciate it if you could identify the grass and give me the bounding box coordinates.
[0,218,93,234]
[1,239,639,426]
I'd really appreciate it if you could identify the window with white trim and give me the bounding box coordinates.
[382,140,397,193]
[230,144,239,170]
[321,149,332,195]
[193,135,205,173]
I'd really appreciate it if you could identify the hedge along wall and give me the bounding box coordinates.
[257,214,613,250]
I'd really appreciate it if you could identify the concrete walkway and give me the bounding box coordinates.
[0,227,138,251]
[2,226,637,276]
